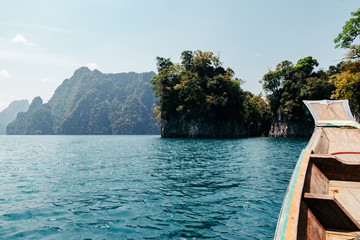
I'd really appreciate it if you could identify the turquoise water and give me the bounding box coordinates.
[0,136,308,239]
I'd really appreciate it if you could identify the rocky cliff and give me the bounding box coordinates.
[7,67,160,135]
[268,110,314,137]
[268,121,313,137]
[161,118,248,138]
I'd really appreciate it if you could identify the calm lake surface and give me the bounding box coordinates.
[0,135,308,240]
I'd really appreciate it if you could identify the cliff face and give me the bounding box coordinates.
[161,118,248,138]
[268,121,313,137]
[268,110,314,137]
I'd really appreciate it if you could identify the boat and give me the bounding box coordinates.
[274,99,360,240]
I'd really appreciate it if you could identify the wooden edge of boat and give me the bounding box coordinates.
[274,100,360,240]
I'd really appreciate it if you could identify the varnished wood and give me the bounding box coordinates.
[310,154,360,182]
[275,100,360,239]
[297,200,326,240]
[304,162,329,195]
[303,193,360,231]
[329,181,360,222]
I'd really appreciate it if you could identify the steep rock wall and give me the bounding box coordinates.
[161,118,248,138]
[268,121,313,137]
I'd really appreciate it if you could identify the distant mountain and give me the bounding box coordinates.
[7,67,160,135]
[0,100,29,134]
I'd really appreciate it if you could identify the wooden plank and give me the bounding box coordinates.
[332,154,360,163]
[306,207,326,240]
[312,130,329,155]
[275,129,326,240]
[350,188,360,203]
[310,155,360,181]
[304,162,329,195]
[324,128,360,164]
[297,200,326,240]
[329,187,360,222]
[330,180,360,189]
[303,193,360,231]
[312,152,360,165]
[326,231,360,240]
[311,102,349,121]
[274,149,312,240]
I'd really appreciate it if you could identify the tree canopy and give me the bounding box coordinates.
[334,8,360,59]
[151,50,245,122]
[151,50,270,137]
[262,57,334,124]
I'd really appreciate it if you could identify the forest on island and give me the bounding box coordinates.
[151,8,360,137]
[151,50,270,137]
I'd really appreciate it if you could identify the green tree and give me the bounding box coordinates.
[334,8,360,59]
[151,50,245,123]
[151,50,261,137]
[262,57,334,134]
[330,61,360,117]
[243,92,271,136]
[261,60,294,112]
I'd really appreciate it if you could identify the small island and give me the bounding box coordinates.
[150,50,270,138]
[150,50,359,138]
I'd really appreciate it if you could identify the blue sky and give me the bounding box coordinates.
[0,0,359,111]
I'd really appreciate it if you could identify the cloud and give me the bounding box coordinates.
[87,62,99,70]
[11,33,34,46]
[254,53,263,57]
[0,69,10,79]
[41,78,56,83]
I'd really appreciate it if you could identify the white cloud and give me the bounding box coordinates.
[0,69,10,79]
[86,62,98,70]
[11,33,34,46]
[254,53,263,57]
[41,78,56,83]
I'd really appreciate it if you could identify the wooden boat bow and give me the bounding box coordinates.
[274,100,360,240]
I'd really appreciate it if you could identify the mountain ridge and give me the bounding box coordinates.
[7,67,160,135]
[0,100,29,134]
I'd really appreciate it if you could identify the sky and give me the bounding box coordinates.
[0,0,359,111]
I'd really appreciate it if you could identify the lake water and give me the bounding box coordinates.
[0,135,308,240]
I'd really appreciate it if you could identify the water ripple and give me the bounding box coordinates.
[0,135,307,239]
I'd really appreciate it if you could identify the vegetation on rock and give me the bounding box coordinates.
[0,100,29,134]
[7,68,159,135]
[260,7,360,136]
[261,57,336,136]
[151,50,270,137]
